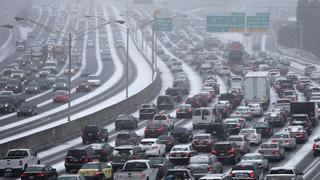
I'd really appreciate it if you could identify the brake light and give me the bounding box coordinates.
[207,165,213,172]
[272,150,279,154]
[249,171,255,178]
[230,172,235,177]
[313,144,319,150]
[176,109,181,113]
[95,171,101,176]
[252,134,257,138]
[81,156,88,162]
[169,153,173,157]
[285,139,291,143]
[36,172,45,177]
[157,128,164,132]
[21,172,27,177]
[236,123,241,128]
[99,149,105,154]
[228,148,236,154]
[211,150,217,155]
[271,139,277,142]
[187,165,191,170]
[185,152,191,157]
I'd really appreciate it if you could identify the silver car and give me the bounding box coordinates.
[248,103,264,117]
[258,142,285,161]
[189,154,223,179]
[272,132,296,150]
[265,167,304,180]
[240,153,269,172]
[227,135,250,154]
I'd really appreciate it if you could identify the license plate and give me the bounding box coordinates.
[88,133,92,135]
[29,176,35,179]
[237,174,247,178]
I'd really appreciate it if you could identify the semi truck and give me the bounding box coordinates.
[228,42,244,68]
[244,71,270,110]
[53,44,66,64]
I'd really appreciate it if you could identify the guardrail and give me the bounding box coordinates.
[0,73,161,155]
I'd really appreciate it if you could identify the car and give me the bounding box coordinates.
[64,146,98,172]
[240,153,269,173]
[214,100,231,118]
[156,95,174,110]
[176,104,193,119]
[229,162,263,180]
[139,138,166,157]
[21,164,58,180]
[239,128,262,145]
[192,133,217,152]
[57,174,86,180]
[78,162,112,180]
[115,131,141,147]
[148,157,173,179]
[111,145,145,171]
[290,114,312,134]
[89,143,114,162]
[164,169,195,180]
[247,103,264,117]
[165,87,182,102]
[212,141,241,164]
[253,122,273,138]
[224,118,246,134]
[265,167,304,180]
[230,106,253,121]
[227,135,250,154]
[258,142,285,161]
[313,137,320,156]
[87,39,95,48]
[199,173,232,180]
[76,81,91,92]
[158,135,178,152]
[188,154,223,178]
[153,113,174,130]
[101,52,112,61]
[115,114,138,130]
[25,81,41,94]
[144,121,169,138]
[271,132,297,150]
[169,144,197,165]
[53,90,69,103]
[281,89,298,102]
[87,75,101,87]
[171,127,193,143]
[264,111,286,127]
[139,103,158,120]
[81,125,108,144]
[5,79,22,94]
[285,125,308,143]
[16,102,39,116]
[53,82,68,91]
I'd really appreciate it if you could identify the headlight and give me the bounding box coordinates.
[28,109,32,112]
[53,84,56,87]
[35,87,38,90]
[4,103,8,107]
[25,87,29,90]
[76,86,79,88]
[63,84,66,87]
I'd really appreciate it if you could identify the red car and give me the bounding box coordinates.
[76,81,91,92]
[144,121,169,138]
[53,90,69,103]
[192,133,217,152]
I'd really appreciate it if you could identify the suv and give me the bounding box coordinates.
[139,103,158,120]
[153,113,174,130]
[64,147,97,172]
[81,125,108,144]
[115,114,138,130]
[230,162,262,180]
[115,131,141,147]
[212,141,241,164]
[192,133,217,152]
[156,95,174,110]
[200,173,232,180]
[111,145,145,171]
[189,154,223,178]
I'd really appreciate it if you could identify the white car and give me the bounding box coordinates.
[239,128,261,145]
[153,113,174,130]
[240,153,269,172]
[247,103,264,117]
[230,106,253,121]
[139,138,166,157]
[87,75,101,87]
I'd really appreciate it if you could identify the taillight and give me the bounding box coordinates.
[272,150,279,154]
[157,128,164,132]
[185,152,191,157]
[313,144,319,150]
[36,172,45,177]
[21,172,27,177]
[81,156,88,162]
[211,150,217,155]
[95,171,101,176]
[271,139,277,142]
[249,171,255,178]
[228,148,236,154]
[99,149,105,154]
[187,165,191,170]
[207,165,213,172]
[188,109,192,112]
[236,124,241,128]
[285,139,291,143]
[230,172,235,177]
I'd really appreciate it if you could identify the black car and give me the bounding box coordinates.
[16,102,39,116]
[212,141,241,164]
[165,87,182,102]
[111,145,145,171]
[21,164,58,180]
[139,103,158,120]
[81,125,108,144]
[171,127,193,143]
[5,80,22,94]
[38,78,52,90]
[253,122,273,137]
[64,147,98,172]
[158,135,178,152]
[0,77,8,89]
[25,81,41,94]
[148,157,173,179]
[156,95,174,110]
[115,114,138,130]
[89,143,114,162]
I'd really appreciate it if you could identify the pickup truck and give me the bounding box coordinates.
[114,159,158,180]
[0,149,40,176]
[265,167,304,180]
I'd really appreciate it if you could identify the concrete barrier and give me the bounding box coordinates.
[0,73,161,155]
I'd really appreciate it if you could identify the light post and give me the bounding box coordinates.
[15,16,124,121]
[297,20,304,57]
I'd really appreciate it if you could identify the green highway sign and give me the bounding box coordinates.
[206,13,245,32]
[246,13,269,32]
[155,17,172,32]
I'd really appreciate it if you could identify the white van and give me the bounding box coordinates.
[192,107,216,129]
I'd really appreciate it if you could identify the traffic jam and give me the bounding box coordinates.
[1,1,320,180]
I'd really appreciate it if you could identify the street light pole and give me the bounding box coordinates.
[299,22,304,58]
[68,33,72,121]
[126,27,129,98]
[151,15,155,81]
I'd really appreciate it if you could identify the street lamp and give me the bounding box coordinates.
[15,16,124,121]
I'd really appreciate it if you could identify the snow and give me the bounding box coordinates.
[0,30,15,63]
[17,26,33,40]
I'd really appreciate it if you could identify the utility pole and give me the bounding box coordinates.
[68,33,72,121]
[151,14,155,81]
[299,22,303,58]
[126,27,129,98]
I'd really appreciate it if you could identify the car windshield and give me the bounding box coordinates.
[7,150,29,157]
[274,134,289,138]
[25,166,43,172]
[114,148,133,155]
[172,147,188,151]
[123,162,148,171]
[166,89,179,96]
[228,137,243,141]
[149,158,164,164]
[81,163,100,169]
[261,144,278,149]
[269,169,294,175]
[193,135,210,140]
[117,133,130,138]
[190,157,209,164]
[243,154,261,160]
[225,119,238,124]
[214,144,231,150]
[158,135,169,141]
[240,129,254,134]
[232,165,254,171]
[154,115,167,120]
